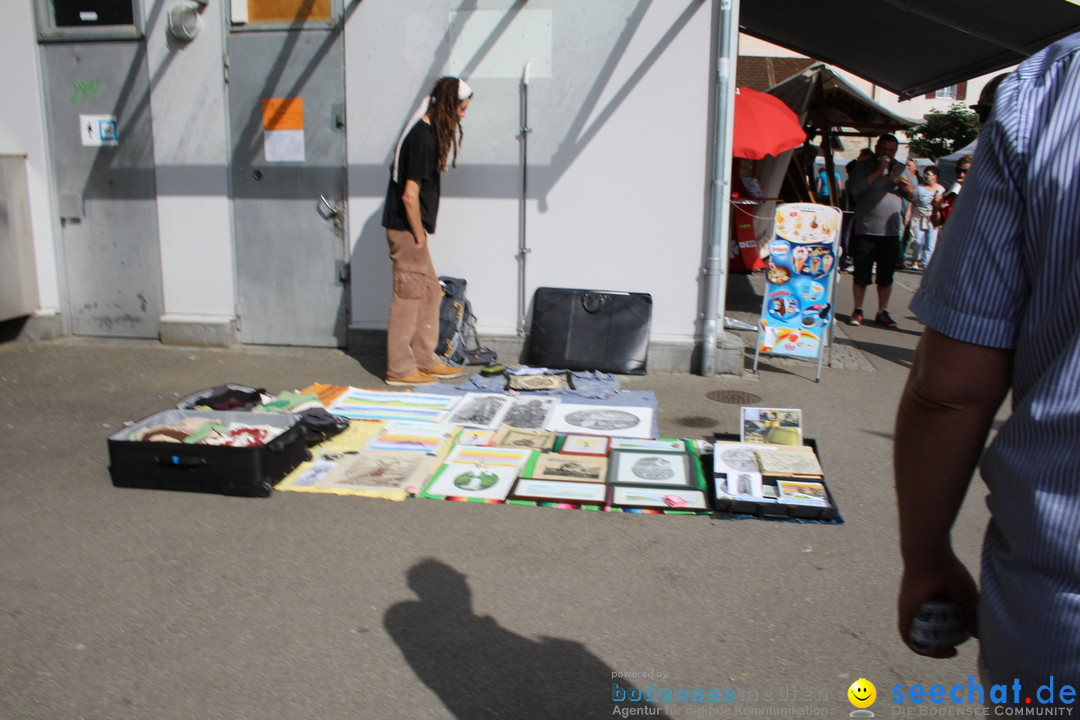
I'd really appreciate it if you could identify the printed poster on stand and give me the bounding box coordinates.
[757,203,842,360]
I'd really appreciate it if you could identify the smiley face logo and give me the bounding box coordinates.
[847,678,877,709]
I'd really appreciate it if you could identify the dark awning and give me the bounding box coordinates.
[740,0,1080,99]
[768,63,921,135]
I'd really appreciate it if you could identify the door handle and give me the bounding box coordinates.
[318,195,339,219]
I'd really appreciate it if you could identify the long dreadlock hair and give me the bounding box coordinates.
[428,77,468,173]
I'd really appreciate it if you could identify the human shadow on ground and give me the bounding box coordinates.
[384,559,658,719]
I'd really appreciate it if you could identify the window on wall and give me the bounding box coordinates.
[35,0,141,40]
[53,0,135,26]
[935,85,958,100]
[233,0,333,24]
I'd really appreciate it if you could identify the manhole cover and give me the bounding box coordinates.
[706,390,762,405]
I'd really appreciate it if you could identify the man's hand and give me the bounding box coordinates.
[898,551,979,658]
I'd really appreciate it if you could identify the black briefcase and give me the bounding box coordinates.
[526,287,652,375]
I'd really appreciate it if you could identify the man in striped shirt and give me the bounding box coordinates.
[894,33,1080,695]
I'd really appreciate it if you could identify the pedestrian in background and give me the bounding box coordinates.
[844,134,915,328]
[907,166,944,270]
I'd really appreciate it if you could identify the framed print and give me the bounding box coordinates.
[755,447,823,476]
[776,479,830,506]
[547,403,654,439]
[444,445,534,470]
[740,407,803,445]
[713,442,773,476]
[559,434,610,456]
[491,425,557,451]
[610,486,708,511]
[608,450,693,488]
[726,471,775,502]
[455,428,495,446]
[422,462,521,501]
[445,392,512,430]
[526,453,608,483]
[510,478,607,505]
[609,438,685,453]
[505,372,574,392]
[365,421,455,453]
[313,450,438,498]
[500,396,560,430]
[328,388,459,423]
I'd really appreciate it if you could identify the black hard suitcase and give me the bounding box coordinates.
[527,287,652,375]
[108,410,309,497]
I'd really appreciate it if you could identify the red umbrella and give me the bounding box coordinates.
[732,87,806,160]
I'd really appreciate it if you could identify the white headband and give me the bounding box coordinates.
[391,79,472,183]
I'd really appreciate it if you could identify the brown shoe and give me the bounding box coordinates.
[419,362,463,379]
[386,371,437,387]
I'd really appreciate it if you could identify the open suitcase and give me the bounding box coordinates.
[108,409,309,497]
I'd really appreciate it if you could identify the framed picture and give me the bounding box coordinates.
[559,434,610,456]
[740,407,803,445]
[608,450,693,488]
[713,441,772,476]
[311,450,438,498]
[526,453,608,483]
[491,425,557,451]
[510,478,607,505]
[776,479,830,506]
[366,420,455,453]
[445,392,512,430]
[756,447,823,476]
[547,403,654,439]
[610,486,708,511]
[455,428,495,446]
[725,470,775,502]
[609,438,685,453]
[328,388,459,423]
[422,462,521,501]
[505,372,574,392]
[500,396,560,431]
[444,445,534,470]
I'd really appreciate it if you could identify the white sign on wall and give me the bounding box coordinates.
[79,114,119,147]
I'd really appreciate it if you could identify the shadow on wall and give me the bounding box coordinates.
[384,558,659,719]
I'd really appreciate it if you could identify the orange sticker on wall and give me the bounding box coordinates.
[261,98,304,131]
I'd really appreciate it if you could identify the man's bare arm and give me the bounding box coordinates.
[894,326,1013,655]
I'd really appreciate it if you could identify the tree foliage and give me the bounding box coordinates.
[906,103,979,160]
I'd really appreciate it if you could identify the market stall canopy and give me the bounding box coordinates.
[732,87,806,159]
[739,0,1080,100]
[768,63,920,135]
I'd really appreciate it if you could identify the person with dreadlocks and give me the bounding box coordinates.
[381,76,473,386]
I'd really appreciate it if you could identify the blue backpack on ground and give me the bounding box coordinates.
[437,276,497,366]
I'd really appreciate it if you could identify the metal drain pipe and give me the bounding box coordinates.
[699,0,740,375]
[517,62,533,336]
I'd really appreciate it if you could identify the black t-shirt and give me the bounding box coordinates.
[382,120,441,233]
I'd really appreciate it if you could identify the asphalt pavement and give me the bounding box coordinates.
[0,268,998,720]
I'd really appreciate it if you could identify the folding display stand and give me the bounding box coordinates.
[751,203,843,382]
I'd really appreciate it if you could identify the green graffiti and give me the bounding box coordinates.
[71,78,102,106]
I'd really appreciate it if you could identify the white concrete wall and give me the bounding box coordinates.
[0,2,63,318]
[346,0,713,341]
[144,0,235,325]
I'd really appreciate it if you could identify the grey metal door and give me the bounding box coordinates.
[227,12,348,347]
[41,41,163,338]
